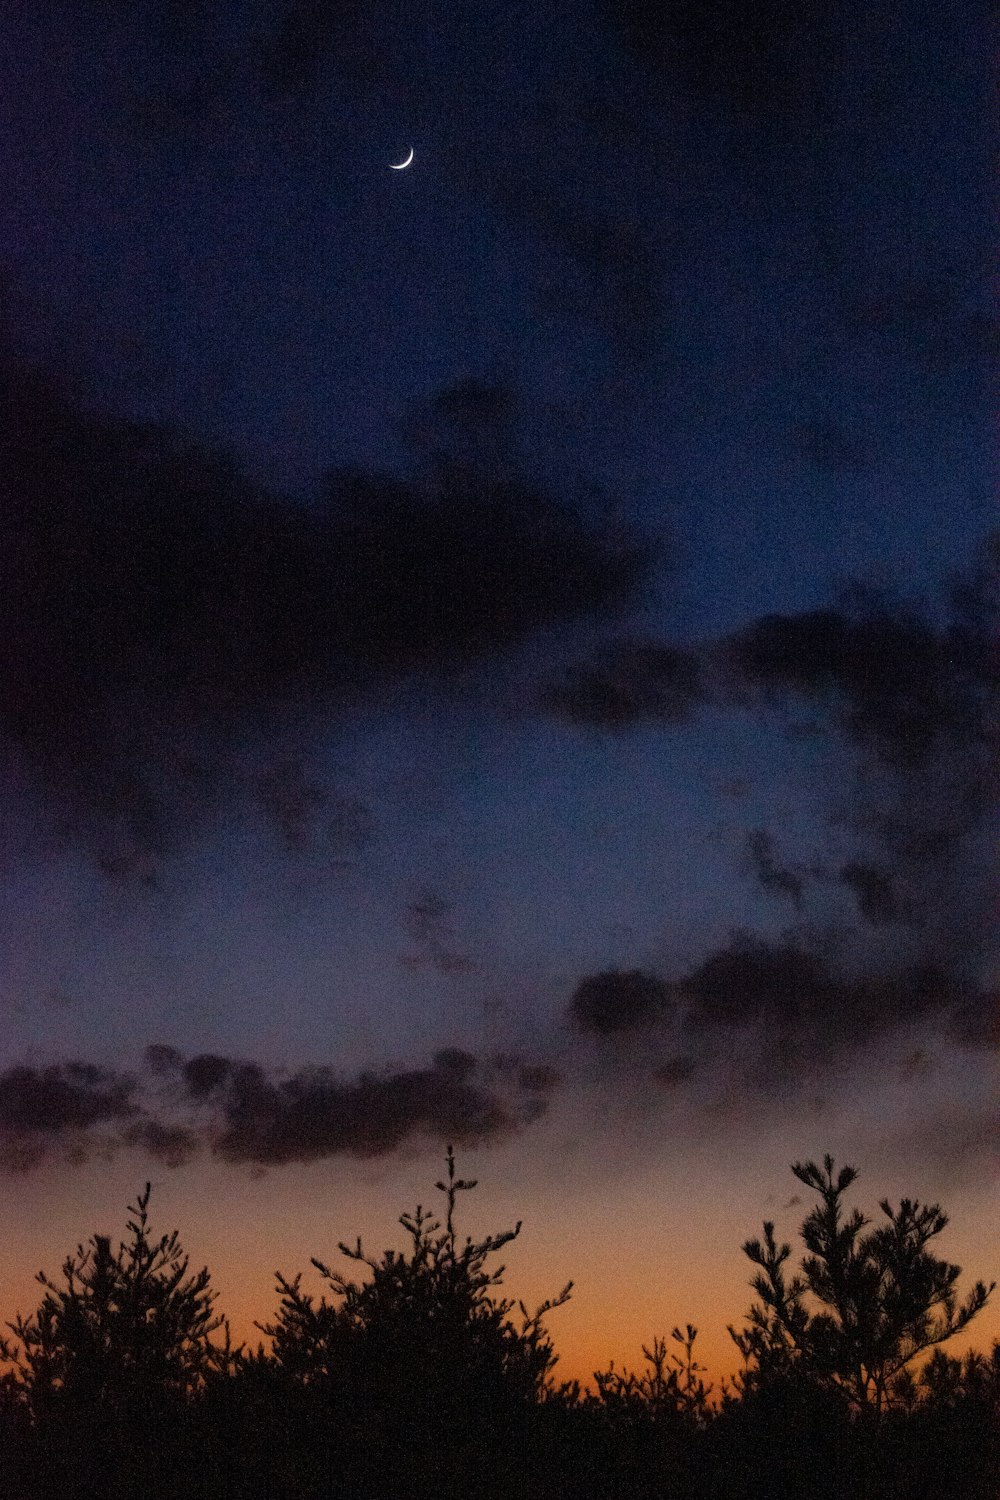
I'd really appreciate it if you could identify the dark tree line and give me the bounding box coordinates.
[0,1150,995,1500]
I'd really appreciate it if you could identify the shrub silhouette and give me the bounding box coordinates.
[0,1148,994,1500]
[592,1324,712,1423]
[2,1184,234,1499]
[570,1328,713,1500]
[256,1146,572,1498]
[729,1154,995,1416]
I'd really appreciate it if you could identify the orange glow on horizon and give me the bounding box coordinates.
[0,1136,995,1395]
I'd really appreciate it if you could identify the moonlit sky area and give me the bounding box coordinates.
[0,0,996,1384]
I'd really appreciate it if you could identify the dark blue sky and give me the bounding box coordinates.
[3,0,993,622]
[0,0,995,1378]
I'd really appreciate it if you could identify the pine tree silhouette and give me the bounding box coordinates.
[730,1154,995,1415]
[2,1184,235,1500]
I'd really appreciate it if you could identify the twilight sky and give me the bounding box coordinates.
[0,0,996,1383]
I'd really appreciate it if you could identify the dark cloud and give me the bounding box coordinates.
[1,364,648,861]
[144,1043,184,1075]
[322,467,646,670]
[488,1053,561,1100]
[680,938,994,1063]
[653,1056,696,1088]
[899,1047,937,1081]
[0,1063,136,1135]
[0,1045,550,1174]
[183,1054,233,1099]
[947,996,1000,1053]
[208,1056,525,1166]
[890,1103,1000,1187]
[95,847,162,889]
[403,380,519,482]
[568,936,997,1082]
[257,758,377,857]
[723,548,998,972]
[430,1047,477,1081]
[608,0,844,123]
[123,1117,200,1168]
[680,935,834,1033]
[844,263,997,375]
[400,892,478,976]
[838,861,904,925]
[542,639,702,728]
[516,189,670,365]
[724,599,991,771]
[743,829,804,908]
[0,1062,138,1170]
[569,969,674,1036]
[539,557,994,1033]
[512,1062,561,1095]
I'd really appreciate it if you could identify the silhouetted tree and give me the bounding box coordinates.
[574,1327,712,1500]
[729,1154,995,1416]
[257,1147,572,1498]
[0,1148,993,1500]
[895,1340,1000,1500]
[2,1184,235,1499]
[593,1325,711,1423]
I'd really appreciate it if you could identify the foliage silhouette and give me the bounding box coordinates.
[2,1184,235,1499]
[729,1153,995,1416]
[255,1145,572,1498]
[593,1324,712,1423]
[566,1327,713,1500]
[0,1149,993,1500]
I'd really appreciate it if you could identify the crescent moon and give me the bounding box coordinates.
[389,147,414,170]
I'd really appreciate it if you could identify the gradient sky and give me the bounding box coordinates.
[0,0,996,1386]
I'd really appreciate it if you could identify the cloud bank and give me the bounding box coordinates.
[0,1047,556,1173]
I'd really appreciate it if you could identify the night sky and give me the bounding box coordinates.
[0,0,996,1383]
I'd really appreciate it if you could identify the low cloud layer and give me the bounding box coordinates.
[1,931,993,1175]
[568,939,998,1077]
[545,545,997,1005]
[0,1063,139,1172]
[545,549,998,1000]
[569,969,673,1036]
[0,1047,555,1173]
[838,861,906,926]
